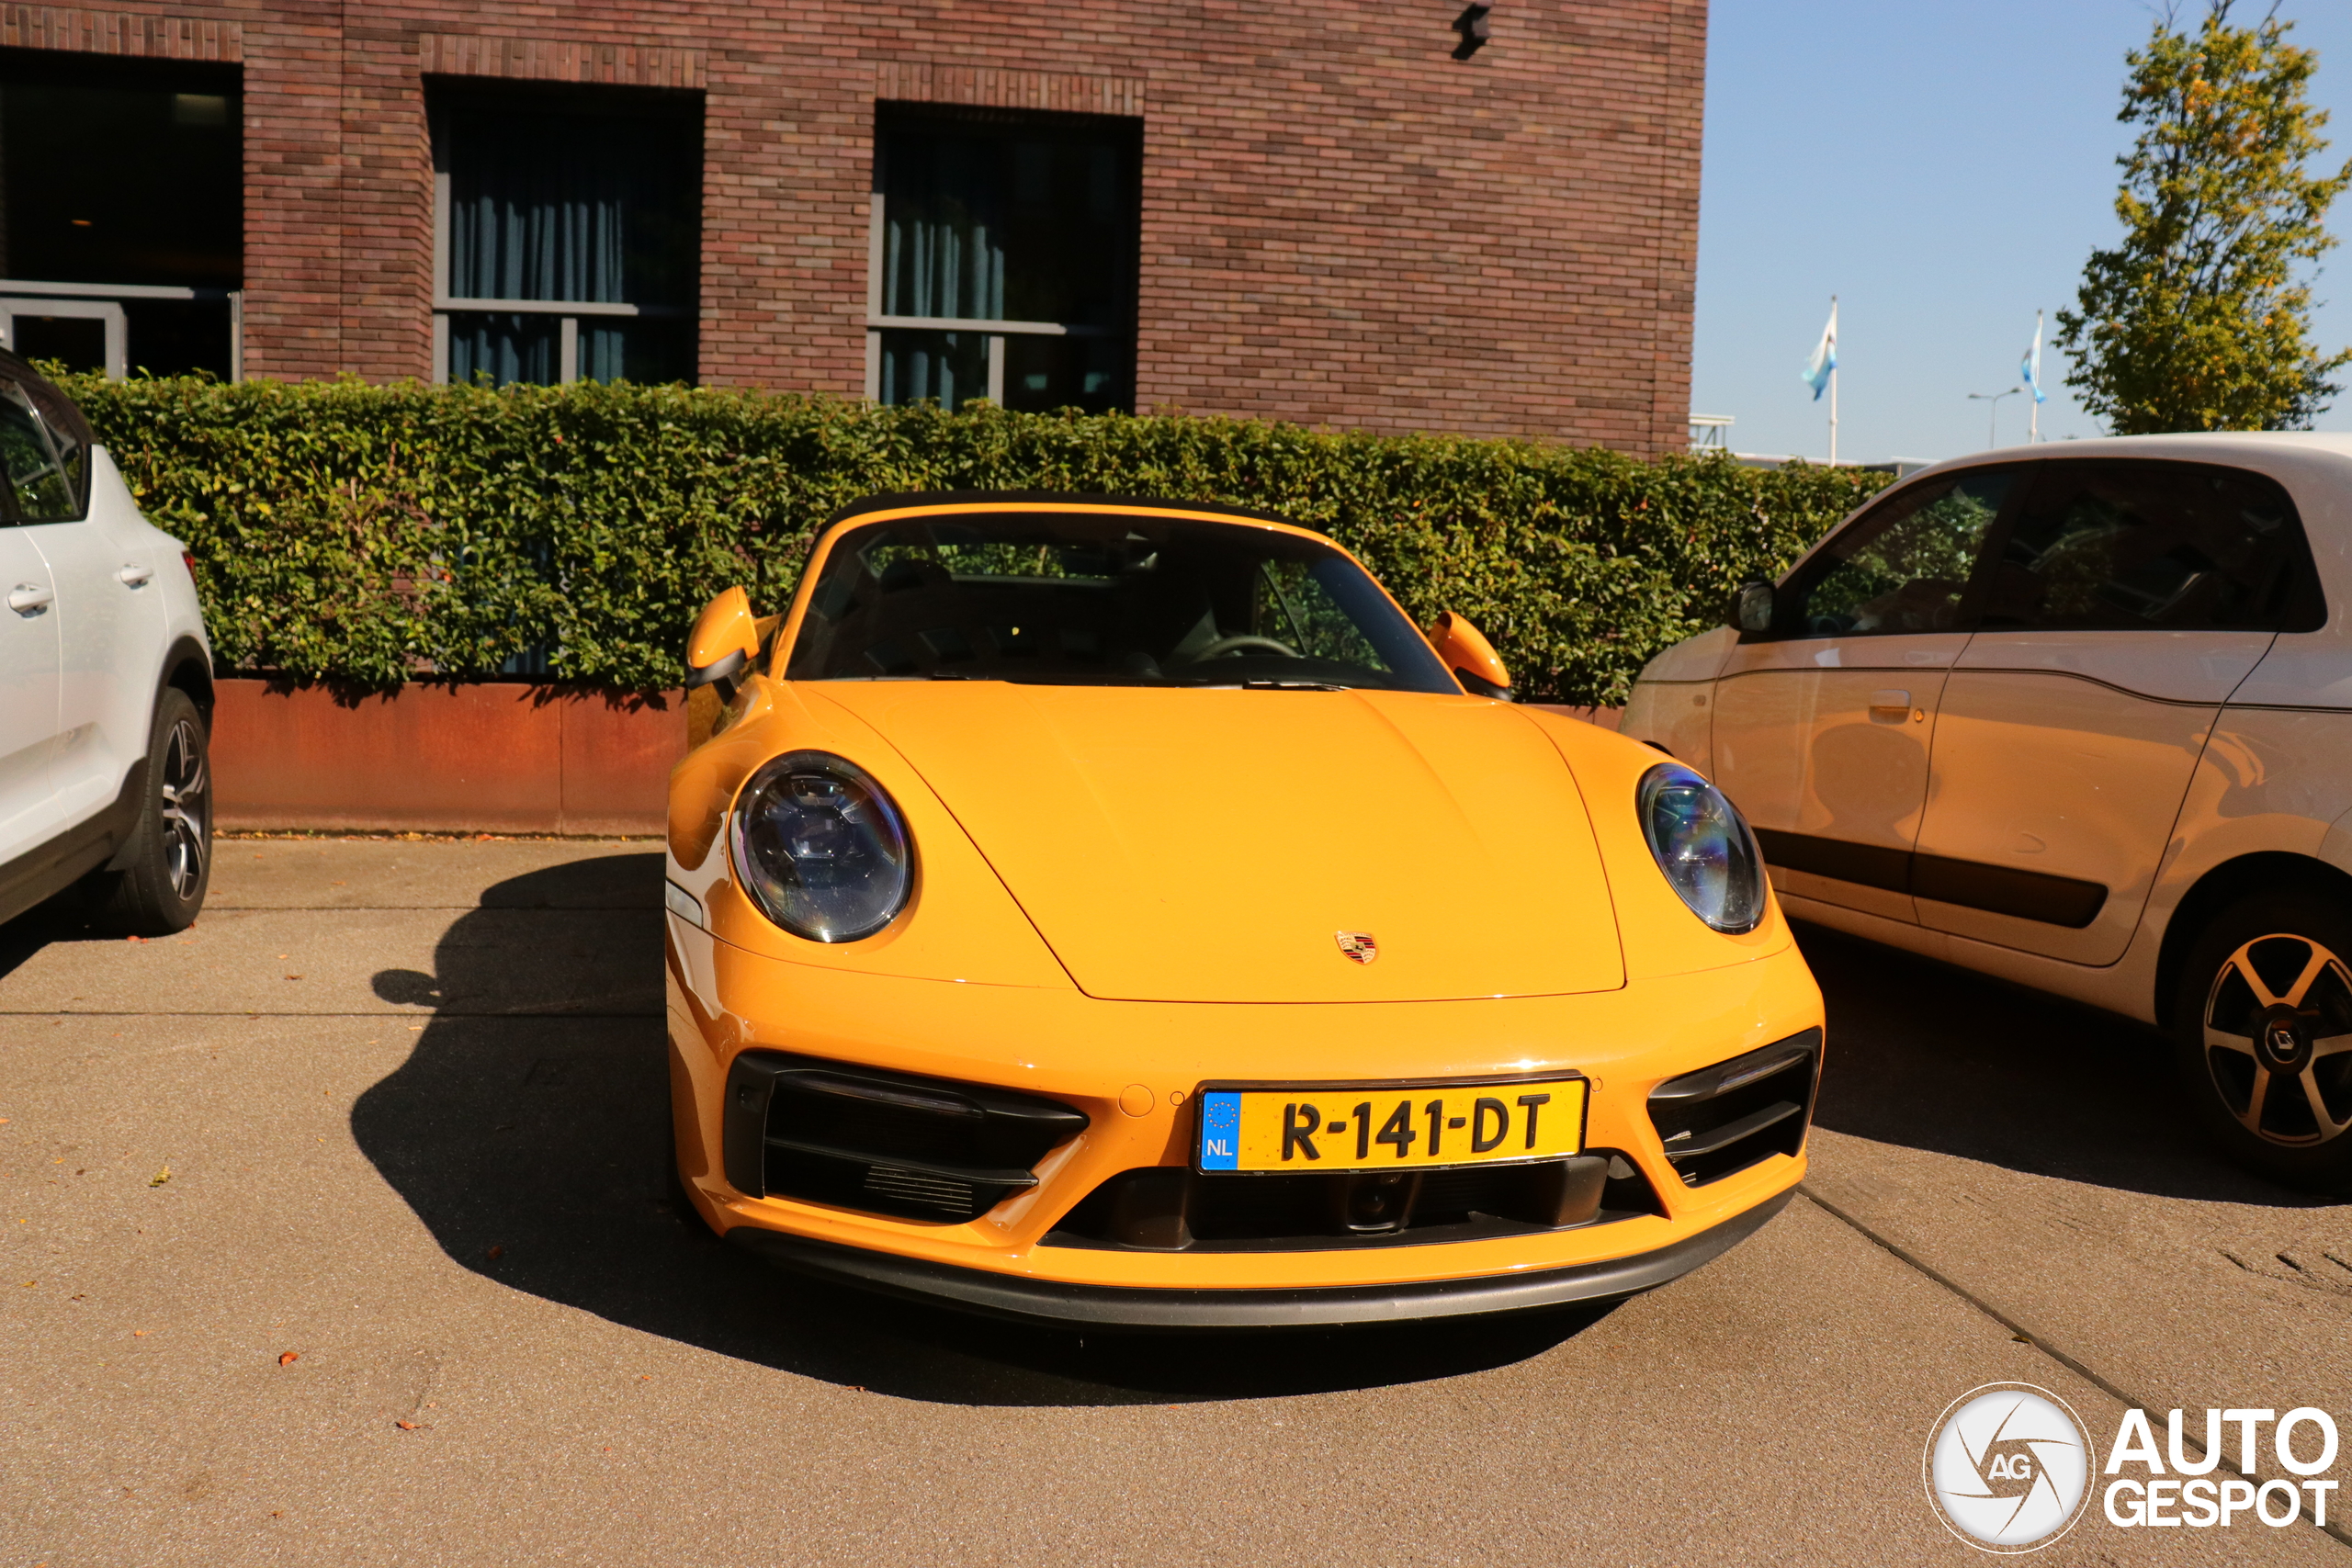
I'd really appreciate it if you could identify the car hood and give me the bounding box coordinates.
[807,682,1626,1004]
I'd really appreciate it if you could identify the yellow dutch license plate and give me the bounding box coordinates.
[1195,1077,1587,1174]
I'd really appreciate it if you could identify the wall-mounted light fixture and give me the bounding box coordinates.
[1452,3,1492,60]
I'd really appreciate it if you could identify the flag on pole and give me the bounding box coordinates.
[1801,300,1838,401]
[2021,312,2047,404]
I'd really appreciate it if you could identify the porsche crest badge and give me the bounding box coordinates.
[1335,931,1378,964]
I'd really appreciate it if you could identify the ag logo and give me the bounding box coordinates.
[1923,1383,2092,1552]
[1334,931,1378,964]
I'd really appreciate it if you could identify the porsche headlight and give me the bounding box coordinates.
[729,751,912,942]
[1637,762,1766,934]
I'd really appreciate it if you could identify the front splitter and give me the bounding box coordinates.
[726,1190,1793,1330]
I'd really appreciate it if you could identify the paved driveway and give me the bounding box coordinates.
[3,839,2346,1564]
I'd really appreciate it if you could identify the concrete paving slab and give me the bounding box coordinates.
[0,843,663,1019]
[2,840,2346,1564]
[1801,927,2352,1448]
[202,837,661,911]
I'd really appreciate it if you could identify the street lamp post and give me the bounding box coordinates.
[1967,387,2023,449]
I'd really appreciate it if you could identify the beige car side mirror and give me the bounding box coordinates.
[1427,611,1512,700]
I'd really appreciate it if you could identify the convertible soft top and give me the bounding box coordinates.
[820,490,1322,533]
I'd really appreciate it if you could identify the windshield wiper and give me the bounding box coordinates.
[1237,679,1351,692]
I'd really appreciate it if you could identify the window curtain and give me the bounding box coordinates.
[881,135,1006,321]
[876,329,989,411]
[446,112,643,385]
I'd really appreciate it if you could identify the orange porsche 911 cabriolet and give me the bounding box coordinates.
[662,492,1823,1327]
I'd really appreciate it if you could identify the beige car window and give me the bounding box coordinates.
[1983,459,2320,632]
[1787,468,2015,637]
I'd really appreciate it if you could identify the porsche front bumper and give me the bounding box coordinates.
[668,922,1823,1325]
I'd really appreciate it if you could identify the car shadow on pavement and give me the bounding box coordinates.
[352,852,1606,1406]
[0,896,116,981]
[1798,920,2326,1209]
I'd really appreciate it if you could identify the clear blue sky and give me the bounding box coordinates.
[1694,0,2352,463]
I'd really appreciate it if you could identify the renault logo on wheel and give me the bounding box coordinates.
[1924,1383,2092,1552]
[1334,931,1378,964]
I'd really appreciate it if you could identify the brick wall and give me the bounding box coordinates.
[13,0,1706,455]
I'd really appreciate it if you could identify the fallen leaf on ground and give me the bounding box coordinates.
[485,1245,504,1260]
[277,1351,299,1368]
[132,1330,146,1337]
[285,975,303,981]
[148,1168,171,1187]
[394,1420,419,1431]
[126,935,144,944]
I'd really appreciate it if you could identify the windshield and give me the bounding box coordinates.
[785,511,1457,693]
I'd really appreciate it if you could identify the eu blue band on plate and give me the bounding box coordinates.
[1199,1091,1242,1170]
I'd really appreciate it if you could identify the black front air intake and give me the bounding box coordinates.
[1041,1150,1666,1253]
[722,1051,1088,1224]
[1645,1029,1821,1188]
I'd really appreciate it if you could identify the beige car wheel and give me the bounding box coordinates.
[2175,889,2352,1192]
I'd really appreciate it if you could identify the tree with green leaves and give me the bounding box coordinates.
[2057,2,2352,433]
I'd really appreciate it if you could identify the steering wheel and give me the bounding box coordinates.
[1188,634,1300,661]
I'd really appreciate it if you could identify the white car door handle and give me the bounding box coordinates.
[118,563,155,587]
[7,581,53,614]
[1870,688,1912,712]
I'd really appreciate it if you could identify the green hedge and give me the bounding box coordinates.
[55,374,1891,705]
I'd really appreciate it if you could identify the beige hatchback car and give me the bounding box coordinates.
[1624,434,2352,1190]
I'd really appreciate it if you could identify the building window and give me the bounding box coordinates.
[430,82,702,387]
[867,105,1140,413]
[0,51,243,378]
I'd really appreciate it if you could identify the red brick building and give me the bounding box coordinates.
[0,0,1703,454]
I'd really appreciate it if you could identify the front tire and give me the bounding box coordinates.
[85,687,212,936]
[2171,888,2352,1193]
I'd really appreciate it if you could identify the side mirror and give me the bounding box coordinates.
[685,586,760,689]
[1427,611,1512,700]
[1734,581,1775,635]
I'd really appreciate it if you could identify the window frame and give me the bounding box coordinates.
[864,103,1141,412]
[0,51,245,379]
[426,79,704,388]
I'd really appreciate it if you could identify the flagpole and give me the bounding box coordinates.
[1827,296,1838,466]
[2029,309,2042,444]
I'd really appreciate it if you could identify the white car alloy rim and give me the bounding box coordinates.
[159,716,209,900]
[2201,933,2352,1146]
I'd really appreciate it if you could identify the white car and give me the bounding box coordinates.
[0,350,215,934]
[1624,434,2352,1190]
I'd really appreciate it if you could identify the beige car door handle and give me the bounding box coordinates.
[1870,688,1912,712]
[7,581,53,614]
[118,563,155,587]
